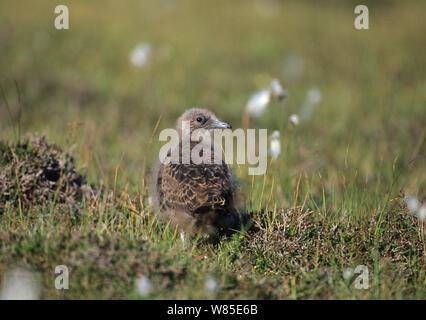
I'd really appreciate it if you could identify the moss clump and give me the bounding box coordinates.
[0,135,89,214]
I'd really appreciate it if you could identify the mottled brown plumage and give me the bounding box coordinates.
[151,109,240,236]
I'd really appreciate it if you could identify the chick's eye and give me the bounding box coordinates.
[196,117,203,123]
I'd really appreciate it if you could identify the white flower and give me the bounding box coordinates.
[405,195,420,213]
[343,268,353,280]
[245,89,271,118]
[270,79,288,101]
[289,114,299,126]
[135,275,152,297]
[268,130,281,160]
[130,43,152,67]
[299,88,322,121]
[404,195,426,223]
[306,88,322,105]
[270,130,280,140]
[0,268,40,300]
[205,275,219,296]
[418,205,426,223]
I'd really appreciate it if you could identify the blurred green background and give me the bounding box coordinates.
[1,1,425,200]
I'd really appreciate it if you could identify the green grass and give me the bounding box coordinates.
[0,0,425,299]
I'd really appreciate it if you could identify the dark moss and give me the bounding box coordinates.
[0,135,89,214]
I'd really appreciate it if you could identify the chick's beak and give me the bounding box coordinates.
[210,120,232,129]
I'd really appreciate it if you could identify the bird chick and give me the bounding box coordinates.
[151,108,241,238]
